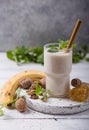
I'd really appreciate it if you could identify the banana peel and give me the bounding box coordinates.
[0,70,46,107]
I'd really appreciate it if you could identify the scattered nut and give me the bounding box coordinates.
[15,98,27,112]
[26,89,35,96]
[20,78,32,89]
[30,94,39,99]
[30,82,36,90]
[39,78,46,89]
[71,78,82,87]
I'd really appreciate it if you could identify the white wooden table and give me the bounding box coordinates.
[0,52,89,130]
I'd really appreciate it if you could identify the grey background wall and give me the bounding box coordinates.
[0,0,89,51]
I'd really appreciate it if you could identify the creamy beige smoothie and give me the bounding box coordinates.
[44,43,72,98]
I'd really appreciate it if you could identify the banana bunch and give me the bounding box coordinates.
[0,70,46,107]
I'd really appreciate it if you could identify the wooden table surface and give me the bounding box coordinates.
[0,52,89,130]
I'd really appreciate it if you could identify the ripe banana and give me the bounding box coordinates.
[0,70,46,107]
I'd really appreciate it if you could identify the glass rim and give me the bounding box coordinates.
[44,43,72,51]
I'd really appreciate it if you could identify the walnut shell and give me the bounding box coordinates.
[15,98,27,112]
[20,78,32,89]
[39,78,46,89]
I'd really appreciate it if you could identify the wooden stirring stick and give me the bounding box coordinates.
[67,19,82,50]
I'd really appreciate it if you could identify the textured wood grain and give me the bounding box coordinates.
[0,119,89,130]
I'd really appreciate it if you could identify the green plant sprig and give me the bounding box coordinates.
[35,83,49,102]
[7,88,25,108]
[57,39,89,63]
[0,104,4,116]
[35,83,43,96]
[7,46,44,65]
[6,40,89,64]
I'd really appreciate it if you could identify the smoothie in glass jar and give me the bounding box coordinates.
[44,43,72,98]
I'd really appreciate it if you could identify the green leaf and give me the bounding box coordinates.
[48,48,59,53]
[7,50,14,60]
[16,88,21,98]
[41,89,49,102]
[6,46,43,65]
[81,44,88,52]
[0,109,4,116]
[37,53,44,64]
[6,40,89,65]
[7,88,25,108]
[47,39,69,52]
[58,39,69,49]
[0,104,4,116]
[0,104,3,109]
[35,83,42,96]
[33,46,43,55]
[47,45,59,53]
[86,57,89,62]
